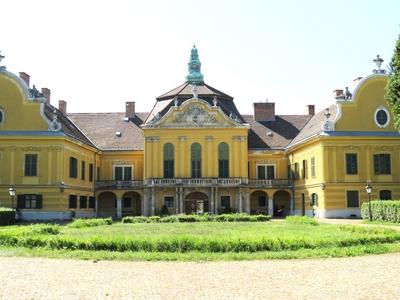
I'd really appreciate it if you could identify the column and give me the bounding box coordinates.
[268,198,274,216]
[95,197,99,217]
[116,198,122,218]
[245,190,250,214]
[237,188,242,213]
[175,187,180,214]
[143,188,151,216]
[215,187,219,214]
[151,187,155,216]
[179,187,184,214]
[210,187,214,214]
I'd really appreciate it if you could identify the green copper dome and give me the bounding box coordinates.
[186,45,204,84]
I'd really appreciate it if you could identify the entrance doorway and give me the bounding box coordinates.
[185,192,209,214]
[250,191,268,214]
[273,190,291,217]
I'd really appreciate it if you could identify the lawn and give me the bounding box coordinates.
[1,219,400,261]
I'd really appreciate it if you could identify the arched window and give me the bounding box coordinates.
[163,143,174,178]
[191,143,201,178]
[218,142,229,178]
[379,190,392,200]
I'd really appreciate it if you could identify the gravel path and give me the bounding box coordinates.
[1,254,400,300]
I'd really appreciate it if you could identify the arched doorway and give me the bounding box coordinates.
[250,191,268,214]
[273,190,291,217]
[97,191,117,218]
[121,191,141,216]
[185,192,209,214]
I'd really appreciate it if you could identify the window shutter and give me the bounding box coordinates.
[17,195,25,209]
[36,195,43,209]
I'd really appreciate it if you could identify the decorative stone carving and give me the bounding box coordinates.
[173,104,218,126]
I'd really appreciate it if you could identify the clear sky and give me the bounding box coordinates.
[1,0,399,116]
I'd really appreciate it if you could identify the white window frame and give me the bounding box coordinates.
[256,164,276,180]
[113,165,133,181]
[374,106,390,128]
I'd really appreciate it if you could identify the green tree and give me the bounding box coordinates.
[386,34,400,129]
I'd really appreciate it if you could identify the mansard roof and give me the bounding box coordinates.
[68,112,147,151]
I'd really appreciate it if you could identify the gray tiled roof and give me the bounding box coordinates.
[68,112,147,151]
[243,115,312,150]
[44,103,96,148]
[287,104,337,148]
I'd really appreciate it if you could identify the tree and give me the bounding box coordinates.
[386,34,400,129]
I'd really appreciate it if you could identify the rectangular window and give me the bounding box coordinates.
[164,196,174,208]
[257,165,275,180]
[346,191,359,208]
[294,163,299,180]
[79,196,87,209]
[302,159,307,179]
[69,157,78,178]
[346,153,358,175]
[218,160,229,178]
[81,161,86,180]
[191,161,201,178]
[17,194,42,209]
[164,160,174,178]
[69,195,77,209]
[114,166,133,180]
[310,157,316,177]
[123,197,132,208]
[221,196,231,210]
[24,154,38,176]
[89,163,94,182]
[88,196,95,209]
[374,154,391,175]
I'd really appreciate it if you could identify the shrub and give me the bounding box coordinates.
[69,217,113,228]
[161,205,170,216]
[361,200,400,222]
[29,224,60,235]
[285,215,318,226]
[177,214,197,222]
[121,216,148,223]
[0,207,16,226]
[253,214,271,222]
[149,216,161,223]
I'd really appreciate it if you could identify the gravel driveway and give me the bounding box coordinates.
[1,254,400,299]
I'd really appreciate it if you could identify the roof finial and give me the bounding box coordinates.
[0,51,5,71]
[373,55,385,74]
[186,45,204,84]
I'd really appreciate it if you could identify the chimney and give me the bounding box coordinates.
[253,102,275,122]
[333,89,345,100]
[307,105,315,116]
[58,100,67,114]
[19,72,30,86]
[125,101,135,118]
[41,88,51,104]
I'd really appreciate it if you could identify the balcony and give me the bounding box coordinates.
[247,179,293,188]
[96,180,144,190]
[144,178,246,187]
[96,178,293,190]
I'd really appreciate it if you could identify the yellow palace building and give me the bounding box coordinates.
[0,48,399,220]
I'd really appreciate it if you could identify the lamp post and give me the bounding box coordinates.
[8,186,16,210]
[59,181,65,193]
[365,182,372,221]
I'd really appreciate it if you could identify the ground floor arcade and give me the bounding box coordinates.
[95,187,293,217]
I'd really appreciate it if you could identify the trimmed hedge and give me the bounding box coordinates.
[361,200,400,222]
[0,207,16,226]
[121,213,271,224]
[69,217,113,228]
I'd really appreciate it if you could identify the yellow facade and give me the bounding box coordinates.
[1,51,399,220]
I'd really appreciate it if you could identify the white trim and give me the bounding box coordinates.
[0,108,4,126]
[317,208,361,219]
[374,106,390,128]
[256,163,276,179]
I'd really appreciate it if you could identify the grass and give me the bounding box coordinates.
[1,221,400,261]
